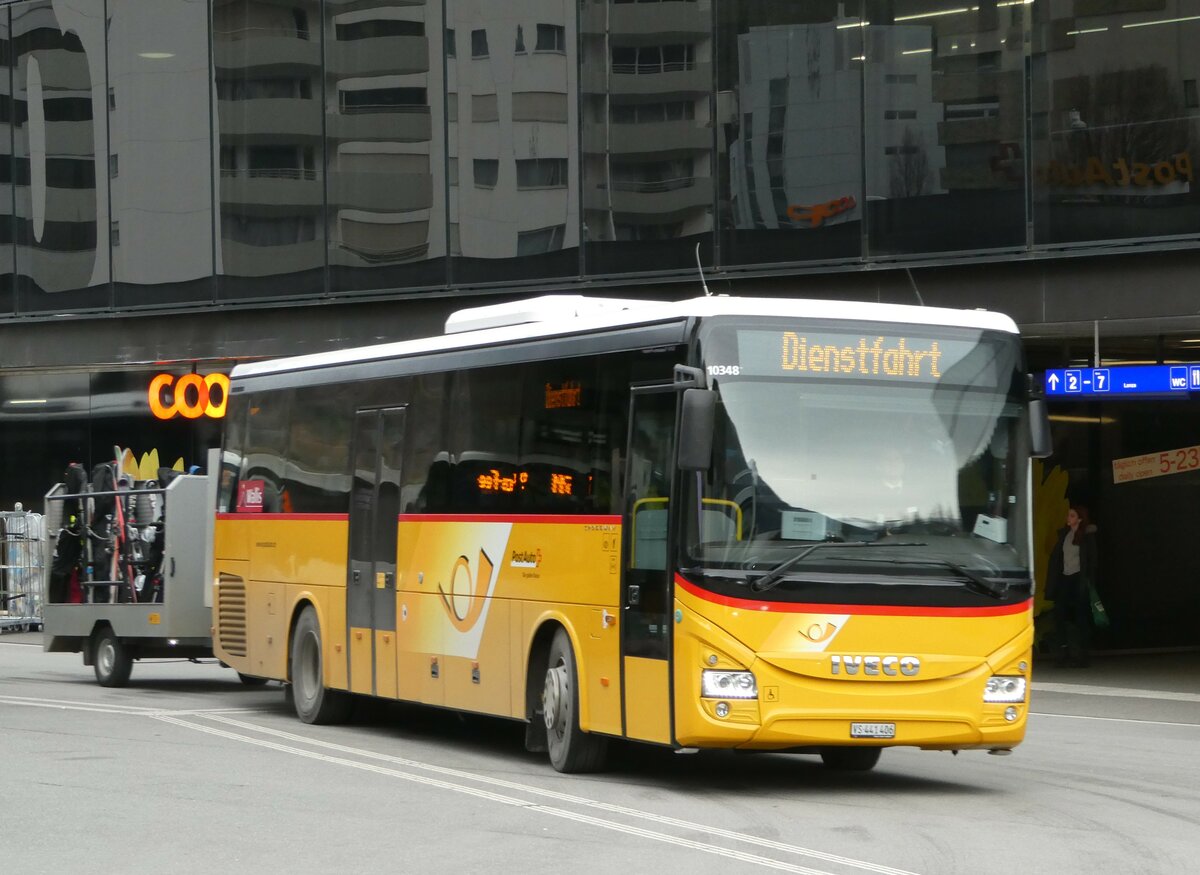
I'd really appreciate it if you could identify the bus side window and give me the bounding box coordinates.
[447,367,522,514]
[218,394,249,513]
[239,390,292,514]
[403,374,448,513]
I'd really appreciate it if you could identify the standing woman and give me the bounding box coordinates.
[1045,505,1099,667]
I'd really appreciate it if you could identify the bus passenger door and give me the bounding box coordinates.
[621,386,676,744]
[347,406,405,698]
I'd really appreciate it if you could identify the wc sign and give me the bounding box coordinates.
[1173,366,1200,390]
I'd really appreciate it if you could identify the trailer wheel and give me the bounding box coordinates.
[93,628,133,688]
[290,606,350,724]
[543,628,607,773]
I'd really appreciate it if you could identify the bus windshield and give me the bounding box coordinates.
[684,319,1030,583]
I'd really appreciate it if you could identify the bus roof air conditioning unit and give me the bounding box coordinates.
[444,295,654,334]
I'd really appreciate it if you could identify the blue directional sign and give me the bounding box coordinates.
[1044,364,1200,397]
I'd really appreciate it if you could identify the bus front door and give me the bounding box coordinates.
[347,406,406,698]
[621,386,676,744]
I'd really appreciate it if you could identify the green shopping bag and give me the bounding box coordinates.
[1089,583,1110,630]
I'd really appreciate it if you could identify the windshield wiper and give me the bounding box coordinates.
[891,558,1009,599]
[750,541,924,593]
[749,542,1008,597]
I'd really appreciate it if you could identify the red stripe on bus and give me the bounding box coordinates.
[216,512,622,525]
[399,513,622,525]
[675,576,1031,617]
[216,512,348,521]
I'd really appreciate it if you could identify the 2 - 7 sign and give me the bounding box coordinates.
[1045,365,1196,397]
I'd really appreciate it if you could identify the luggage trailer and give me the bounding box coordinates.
[41,467,219,687]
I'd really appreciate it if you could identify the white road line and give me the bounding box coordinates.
[200,713,919,875]
[154,713,843,875]
[1033,682,1200,703]
[0,694,160,714]
[0,695,265,718]
[1033,711,1200,728]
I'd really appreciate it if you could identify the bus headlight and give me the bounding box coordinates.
[984,676,1026,703]
[701,670,757,699]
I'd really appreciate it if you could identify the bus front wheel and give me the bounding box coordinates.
[290,606,350,724]
[543,628,608,773]
[820,747,882,771]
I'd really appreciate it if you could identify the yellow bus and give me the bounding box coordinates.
[213,295,1051,772]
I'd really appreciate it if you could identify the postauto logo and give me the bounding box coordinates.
[148,372,229,420]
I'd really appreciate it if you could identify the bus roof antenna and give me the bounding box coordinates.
[905,267,925,307]
[696,242,712,297]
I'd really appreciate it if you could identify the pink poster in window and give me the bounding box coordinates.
[237,479,265,513]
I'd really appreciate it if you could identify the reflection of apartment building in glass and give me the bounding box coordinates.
[449,0,578,266]
[11,2,101,297]
[730,23,946,232]
[213,0,325,288]
[325,0,442,278]
[108,0,215,296]
[580,0,713,244]
[922,3,1024,196]
[1032,0,1200,241]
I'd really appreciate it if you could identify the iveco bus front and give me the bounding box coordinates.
[661,315,1051,769]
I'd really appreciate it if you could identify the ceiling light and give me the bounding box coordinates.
[1049,415,1116,424]
[138,52,175,59]
[6,399,48,405]
[1123,15,1200,29]
[895,8,971,21]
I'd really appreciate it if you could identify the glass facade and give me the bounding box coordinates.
[0,0,1197,313]
[0,367,224,512]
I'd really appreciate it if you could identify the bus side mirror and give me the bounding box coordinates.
[1030,398,1053,458]
[678,389,716,470]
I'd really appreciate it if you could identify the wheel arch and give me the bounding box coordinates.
[285,596,320,684]
[524,612,594,728]
[83,620,115,666]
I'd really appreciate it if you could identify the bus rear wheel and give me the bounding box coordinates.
[819,747,882,772]
[543,628,607,773]
[290,606,350,724]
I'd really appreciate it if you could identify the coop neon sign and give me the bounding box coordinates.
[148,373,229,420]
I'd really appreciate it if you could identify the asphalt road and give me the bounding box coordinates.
[2,635,1198,875]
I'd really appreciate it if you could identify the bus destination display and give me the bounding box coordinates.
[733,329,991,385]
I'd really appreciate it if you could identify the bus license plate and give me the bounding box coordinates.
[850,722,895,739]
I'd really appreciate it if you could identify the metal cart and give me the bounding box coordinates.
[0,508,46,632]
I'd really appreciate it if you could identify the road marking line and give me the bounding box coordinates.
[1033,682,1200,703]
[0,695,264,718]
[0,694,160,714]
[1033,711,1200,728]
[199,712,918,875]
[154,713,846,875]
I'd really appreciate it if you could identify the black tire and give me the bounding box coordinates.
[290,606,350,724]
[93,628,133,688]
[820,746,882,772]
[542,628,608,773]
[237,673,270,686]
